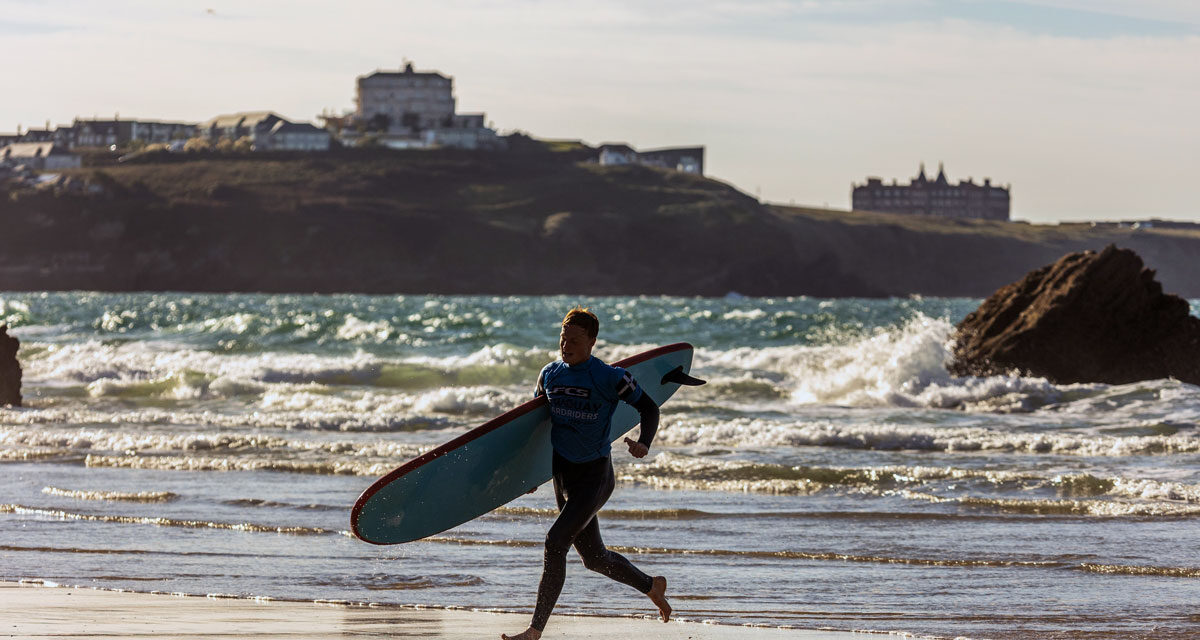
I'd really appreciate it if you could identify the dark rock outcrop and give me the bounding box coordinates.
[0,324,20,406]
[949,245,1200,385]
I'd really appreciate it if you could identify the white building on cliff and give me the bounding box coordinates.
[348,62,502,150]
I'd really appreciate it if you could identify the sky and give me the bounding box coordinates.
[4,0,1199,223]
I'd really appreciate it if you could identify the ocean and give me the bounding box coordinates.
[2,292,1198,639]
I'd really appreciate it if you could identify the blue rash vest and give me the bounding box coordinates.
[535,355,644,463]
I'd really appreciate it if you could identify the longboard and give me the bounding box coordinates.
[351,342,702,545]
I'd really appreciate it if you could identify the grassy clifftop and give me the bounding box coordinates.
[767,205,1200,298]
[3,148,1198,297]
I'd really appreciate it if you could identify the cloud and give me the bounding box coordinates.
[2,0,1197,220]
[1026,0,1200,26]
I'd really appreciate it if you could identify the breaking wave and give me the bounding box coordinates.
[41,487,178,502]
[656,417,1200,456]
[903,491,1200,517]
[0,426,426,476]
[13,308,1200,431]
[1078,563,1200,578]
[0,504,349,536]
[1,406,455,433]
[684,315,1200,416]
[614,453,1200,508]
[0,427,425,458]
[423,534,1062,568]
[616,453,1026,495]
[81,454,397,476]
[21,340,550,395]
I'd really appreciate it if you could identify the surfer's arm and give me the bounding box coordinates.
[615,368,658,450]
[622,394,658,459]
[534,368,547,398]
[629,392,659,449]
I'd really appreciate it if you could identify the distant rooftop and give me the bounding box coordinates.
[201,112,288,129]
[360,62,448,80]
[270,121,324,134]
[2,142,74,157]
[71,117,197,125]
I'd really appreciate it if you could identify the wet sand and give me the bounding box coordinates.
[2,581,869,639]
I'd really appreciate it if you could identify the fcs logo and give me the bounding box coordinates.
[548,386,591,398]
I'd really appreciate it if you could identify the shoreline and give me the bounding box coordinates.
[3,580,880,640]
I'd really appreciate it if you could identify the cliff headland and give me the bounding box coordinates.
[3,145,1199,297]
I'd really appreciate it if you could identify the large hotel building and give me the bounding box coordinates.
[852,163,1010,221]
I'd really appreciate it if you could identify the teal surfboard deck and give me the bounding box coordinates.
[351,343,697,545]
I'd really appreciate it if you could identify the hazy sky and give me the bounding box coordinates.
[5,0,1198,223]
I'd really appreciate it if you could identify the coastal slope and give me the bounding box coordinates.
[3,149,1198,297]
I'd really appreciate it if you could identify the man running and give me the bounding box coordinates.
[502,307,671,640]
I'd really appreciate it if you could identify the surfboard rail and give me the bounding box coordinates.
[350,342,695,544]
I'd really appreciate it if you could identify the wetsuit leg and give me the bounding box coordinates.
[530,454,647,631]
[571,463,653,593]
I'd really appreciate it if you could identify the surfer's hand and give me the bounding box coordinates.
[624,437,649,459]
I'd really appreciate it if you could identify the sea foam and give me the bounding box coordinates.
[655,417,1200,456]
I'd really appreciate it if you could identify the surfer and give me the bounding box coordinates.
[502,307,671,640]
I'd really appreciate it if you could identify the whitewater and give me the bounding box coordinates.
[2,292,1198,639]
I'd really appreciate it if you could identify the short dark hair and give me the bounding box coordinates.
[562,306,599,339]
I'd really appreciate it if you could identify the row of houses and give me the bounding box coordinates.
[598,144,705,175]
[2,63,495,158]
[0,112,333,168]
[4,62,705,177]
[2,118,199,149]
[2,113,332,151]
[197,112,330,151]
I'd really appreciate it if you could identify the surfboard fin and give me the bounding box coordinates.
[661,365,706,387]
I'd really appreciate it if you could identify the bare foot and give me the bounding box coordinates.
[501,627,541,640]
[648,575,672,622]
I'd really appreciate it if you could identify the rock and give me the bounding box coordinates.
[949,245,1200,385]
[0,324,21,407]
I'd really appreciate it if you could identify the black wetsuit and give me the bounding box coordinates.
[530,357,660,631]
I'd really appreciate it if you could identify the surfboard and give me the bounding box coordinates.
[351,342,703,545]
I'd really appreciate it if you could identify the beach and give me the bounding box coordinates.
[2,581,865,639]
[2,292,1199,639]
